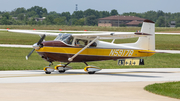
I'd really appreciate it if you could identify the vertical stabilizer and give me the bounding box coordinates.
[135,20,155,51]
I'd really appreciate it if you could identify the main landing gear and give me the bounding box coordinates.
[83,62,102,74]
[43,62,72,74]
[43,62,101,74]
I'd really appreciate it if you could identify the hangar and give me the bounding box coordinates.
[98,15,145,27]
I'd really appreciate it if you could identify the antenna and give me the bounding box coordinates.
[76,4,78,11]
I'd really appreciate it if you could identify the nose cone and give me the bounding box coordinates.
[33,43,40,50]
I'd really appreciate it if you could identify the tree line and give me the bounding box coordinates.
[0,6,180,27]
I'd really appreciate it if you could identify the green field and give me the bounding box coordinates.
[145,82,180,99]
[0,31,180,50]
[0,47,180,70]
[0,30,180,70]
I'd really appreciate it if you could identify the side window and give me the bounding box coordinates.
[75,39,88,47]
[90,41,97,47]
[66,36,74,45]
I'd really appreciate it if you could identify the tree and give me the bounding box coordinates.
[156,16,165,27]
[61,12,71,21]
[17,13,25,20]
[110,9,118,16]
[86,15,97,26]
[45,15,54,25]
[84,9,97,17]
[49,11,60,18]
[11,7,26,17]
[157,10,164,18]
[28,18,36,25]
[54,17,66,25]
[27,6,47,18]
[0,12,11,25]
[72,11,84,19]
[99,11,110,18]
[73,18,85,26]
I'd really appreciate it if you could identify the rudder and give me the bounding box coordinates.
[135,20,155,51]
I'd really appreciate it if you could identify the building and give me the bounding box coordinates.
[170,21,176,28]
[98,15,145,27]
[34,17,46,22]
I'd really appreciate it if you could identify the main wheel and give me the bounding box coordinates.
[88,71,95,74]
[45,72,51,74]
[58,70,66,73]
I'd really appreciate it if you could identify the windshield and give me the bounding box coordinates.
[54,34,73,45]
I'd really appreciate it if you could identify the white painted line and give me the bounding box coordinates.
[156,50,180,53]
[156,32,180,35]
[0,44,32,48]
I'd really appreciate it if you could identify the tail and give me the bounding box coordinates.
[135,20,155,51]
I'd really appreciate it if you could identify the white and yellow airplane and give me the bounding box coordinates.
[7,19,156,74]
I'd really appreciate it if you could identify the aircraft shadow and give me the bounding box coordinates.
[26,70,163,78]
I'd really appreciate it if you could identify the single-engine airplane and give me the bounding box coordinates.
[8,19,156,74]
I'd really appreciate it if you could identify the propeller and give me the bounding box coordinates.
[26,34,46,60]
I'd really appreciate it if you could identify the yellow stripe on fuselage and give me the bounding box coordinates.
[36,47,155,57]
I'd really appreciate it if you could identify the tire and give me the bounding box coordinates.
[88,71,95,74]
[58,70,65,73]
[45,72,51,74]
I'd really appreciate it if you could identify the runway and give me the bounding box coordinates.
[1,68,180,83]
[0,68,180,101]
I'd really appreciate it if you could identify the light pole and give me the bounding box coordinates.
[118,15,119,27]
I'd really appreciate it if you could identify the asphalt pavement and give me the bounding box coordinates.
[0,68,180,101]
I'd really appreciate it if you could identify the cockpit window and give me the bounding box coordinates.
[54,34,73,45]
[75,39,88,47]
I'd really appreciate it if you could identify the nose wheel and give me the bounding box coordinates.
[43,62,54,74]
[43,66,54,74]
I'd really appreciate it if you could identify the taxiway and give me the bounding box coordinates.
[0,68,180,101]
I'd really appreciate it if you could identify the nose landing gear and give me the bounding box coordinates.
[43,62,54,74]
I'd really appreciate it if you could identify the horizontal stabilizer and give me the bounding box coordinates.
[138,50,162,53]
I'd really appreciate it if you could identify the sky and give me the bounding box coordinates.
[0,0,180,14]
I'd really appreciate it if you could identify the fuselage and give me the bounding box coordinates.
[35,40,155,62]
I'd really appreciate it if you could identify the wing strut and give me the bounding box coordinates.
[68,36,99,62]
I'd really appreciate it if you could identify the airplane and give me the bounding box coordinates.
[7,19,156,74]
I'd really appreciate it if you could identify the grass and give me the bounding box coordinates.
[0,29,180,70]
[1,31,180,50]
[144,82,180,99]
[0,47,180,70]
[0,31,56,45]
[0,27,180,70]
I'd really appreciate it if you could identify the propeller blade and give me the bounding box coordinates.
[37,34,46,45]
[26,34,46,60]
[26,48,35,60]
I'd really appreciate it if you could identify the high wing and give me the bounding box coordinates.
[8,29,59,36]
[7,29,180,40]
[72,32,150,39]
[8,29,150,39]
